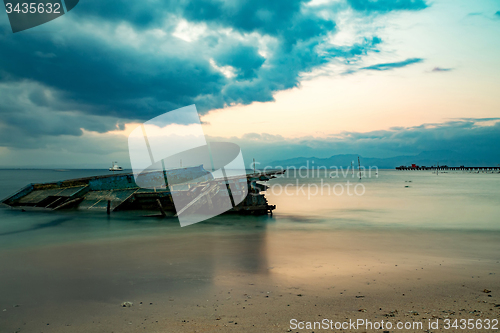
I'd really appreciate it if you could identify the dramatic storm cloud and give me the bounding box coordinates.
[0,0,430,150]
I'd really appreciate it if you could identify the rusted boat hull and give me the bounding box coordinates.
[2,166,284,217]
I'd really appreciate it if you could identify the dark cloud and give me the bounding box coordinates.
[347,0,428,13]
[0,81,125,149]
[431,67,453,72]
[214,44,265,80]
[0,25,224,120]
[0,0,362,121]
[361,58,423,71]
[3,118,498,169]
[0,132,130,168]
[218,119,500,167]
[182,0,315,42]
[0,0,429,151]
[67,0,175,29]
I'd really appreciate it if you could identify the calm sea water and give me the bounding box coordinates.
[0,169,499,331]
[0,169,499,251]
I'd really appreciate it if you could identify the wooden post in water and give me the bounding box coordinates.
[106,200,111,215]
[156,199,167,217]
[358,157,361,180]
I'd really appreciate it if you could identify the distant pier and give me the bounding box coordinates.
[396,165,500,171]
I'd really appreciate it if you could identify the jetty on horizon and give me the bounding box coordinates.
[396,164,500,171]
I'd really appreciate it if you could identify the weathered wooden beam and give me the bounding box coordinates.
[156,199,167,217]
[52,197,84,210]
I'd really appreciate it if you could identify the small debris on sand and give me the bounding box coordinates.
[121,301,133,307]
[384,310,398,317]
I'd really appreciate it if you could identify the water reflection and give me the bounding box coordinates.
[0,211,271,306]
[0,217,72,237]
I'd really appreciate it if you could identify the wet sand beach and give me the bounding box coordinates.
[1,227,499,332]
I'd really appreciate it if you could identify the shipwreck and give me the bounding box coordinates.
[1,166,284,220]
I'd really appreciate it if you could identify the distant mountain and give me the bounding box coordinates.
[269,151,500,169]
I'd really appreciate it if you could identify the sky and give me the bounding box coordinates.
[0,0,499,168]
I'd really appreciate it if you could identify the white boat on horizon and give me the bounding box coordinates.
[109,162,123,171]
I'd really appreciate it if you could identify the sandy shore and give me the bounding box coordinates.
[0,227,499,332]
